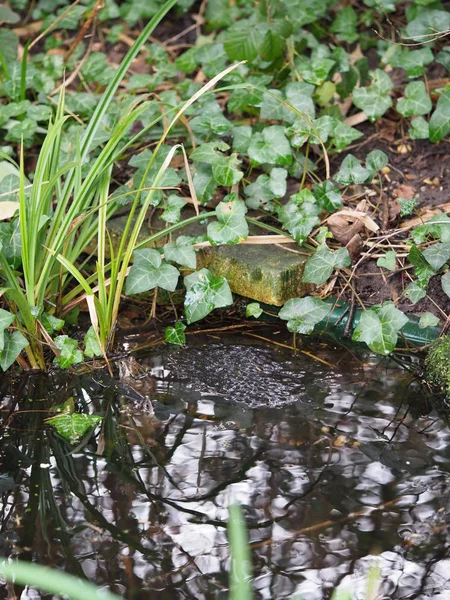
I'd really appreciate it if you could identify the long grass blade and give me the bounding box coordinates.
[228,504,254,600]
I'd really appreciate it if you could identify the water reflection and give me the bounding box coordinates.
[0,332,449,599]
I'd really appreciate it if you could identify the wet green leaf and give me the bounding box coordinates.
[398,196,418,217]
[246,302,263,318]
[331,122,363,152]
[207,197,248,244]
[279,296,330,334]
[303,245,351,285]
[419,312,439,328]
[412,214,450,244]
[223,22,263,62]
[296,57,335,86]
[53,336,83,369]
[83,327,102,358]
[397,81,432,117]
[405,10,450,42]
[184,269,233,324]
[352,69,393,122]
[0,331,27,371]
[352,302,408,355]
[40,313,64,335]
[212,153,243,186]
[165,321,186,345]
[377,250,397,271]
[46,413,102,444]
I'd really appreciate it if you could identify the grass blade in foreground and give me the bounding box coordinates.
[0,560,121,600]
[228,503,254,600]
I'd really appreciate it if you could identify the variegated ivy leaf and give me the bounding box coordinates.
[126,249,180,295]
[302,245,351,285]
[0,331,28,371]
[46,412,102,444]
[352,302,408,355]
[207,196,248,245]
[161,194,187,225]
[277,189,321,244]
[184,269,233,324]
[164,237,197,270]
[397,81,432,118]
[279,296,330,334]
[248,126,292,166]
[165,321,186,345]
[419,312,440,329]
[352,69,393,122]
[53,336,84,369]
[334,154,370,185]
[377,251,397,271]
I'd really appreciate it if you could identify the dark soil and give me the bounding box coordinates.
[330,120,450,324]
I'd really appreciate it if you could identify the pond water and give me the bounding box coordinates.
[1,329,450,599]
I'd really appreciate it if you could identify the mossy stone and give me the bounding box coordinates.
[197,244,311,306]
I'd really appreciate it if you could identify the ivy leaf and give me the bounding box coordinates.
[419,312,440,328]
[422,242,450,271]
[46,413,102,444]
[0,331,28,371]
[442,271,450,298]
[331,122,363,151]
[412,214,450,244]
[334,154,370,185]
[397,81,432,117]
[207,197,248,244]
[223,21,263,62]
[398,196,418,217]
[330,6,359,43]
[409,117,429,140]
[212,153,244,186]
[184,269,233,324]
[40,313,64,335]
[302,245,351,285]
[366,149,388,176]
[126,249,180,295]
[0,309,14,352]
[408,245,435,287]
[53,336,84,369]
[246,302,263,318]
[165,321,186,345]
[277,190,321,244]
[403,281,426,304]
[279,296,330,334]
[352,69,393,122]
[161,195,187,225]
[429,89,450,143]
[390,47,434,78]
[84,326,103,358]
[352,302,408,355]
[248,126,292,166]
[405,10,450,42]
[193,164,218,203]
[164,238,197,270]
[313,180,343,212]
[296,57,335,86]
[377,250,397,271]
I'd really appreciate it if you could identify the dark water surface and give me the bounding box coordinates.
[1,331,450,599]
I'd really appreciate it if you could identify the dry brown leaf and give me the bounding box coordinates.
[336,209,379,232]
[393,184,416,200]
[0,202,19,221]
[346,233,363,260]
[328,212,364,244]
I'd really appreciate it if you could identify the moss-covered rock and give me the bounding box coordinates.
[424,335,450,416]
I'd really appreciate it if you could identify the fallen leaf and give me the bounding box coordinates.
[393,184,416,200]
[346,233,363,260]
[0,201,19,221]
[328,212,364,244]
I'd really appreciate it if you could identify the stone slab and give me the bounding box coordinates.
[197,243,310,306]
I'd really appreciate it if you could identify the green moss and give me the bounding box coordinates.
[424,336,450,417]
